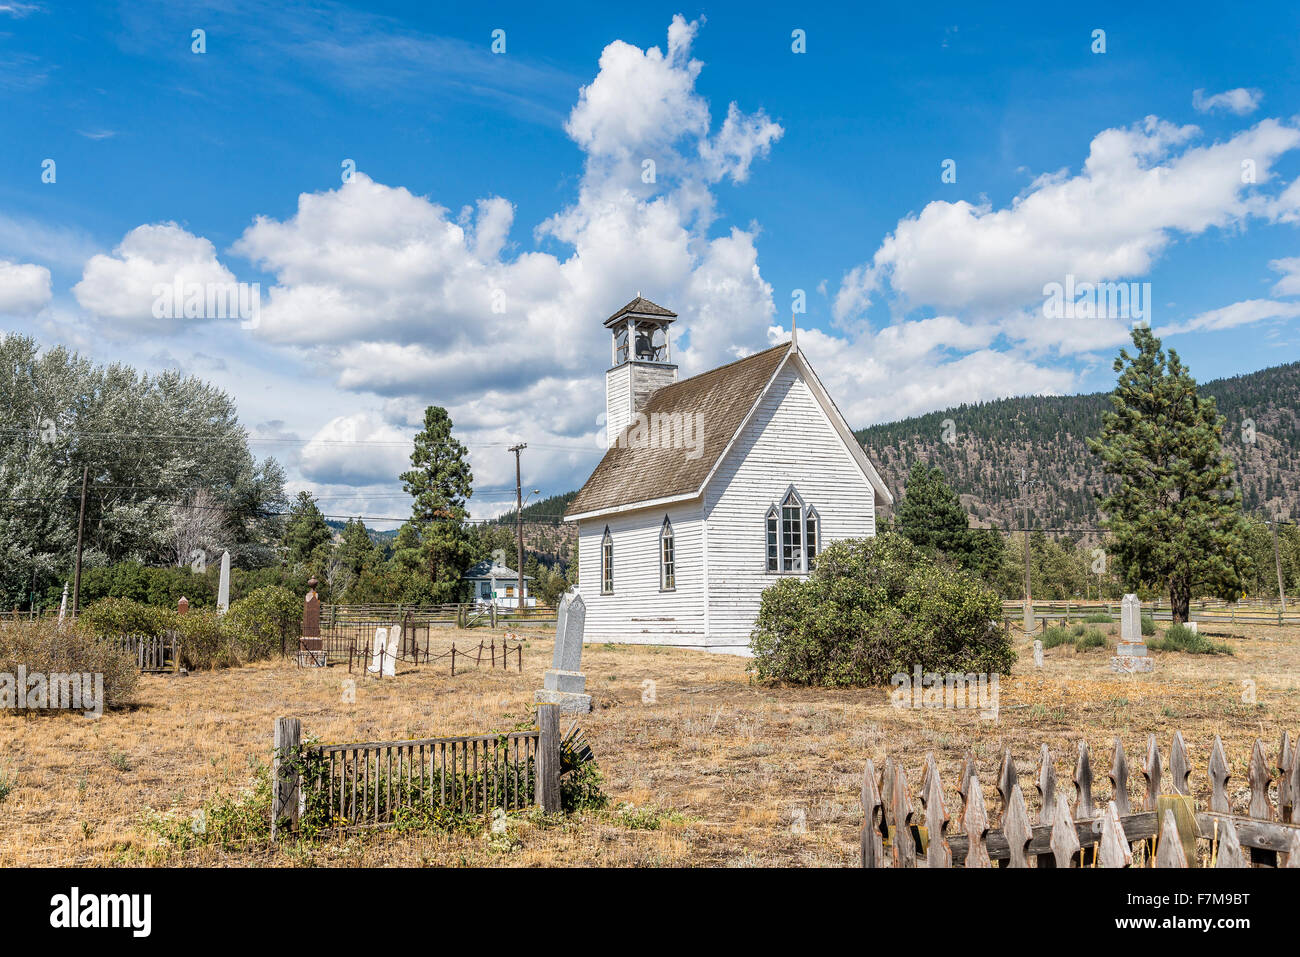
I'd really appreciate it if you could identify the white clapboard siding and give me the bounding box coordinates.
[577,502,707,645]
[702,361,876,651]
[605,365,633,441]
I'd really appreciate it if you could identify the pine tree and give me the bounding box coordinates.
[1087,327,1252,622]
[336,517,379,579]
[283,491,332,571]
[895,461,999,574]
[400,407,475,602]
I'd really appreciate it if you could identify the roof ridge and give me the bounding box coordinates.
[648,342,788,398]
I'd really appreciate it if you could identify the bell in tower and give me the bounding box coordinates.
[604,295,679,445]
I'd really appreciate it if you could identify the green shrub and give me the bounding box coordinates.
[227,586,301,658]
[1082,612,1113,624]
[1140,614,1156,636]
[561,762,609,813]
[750,534,1012,686]
[0,620,138,710]
[1075,627,1107,650]
[1150,624,1232,655]
[78,597,174,640]
[1040,625,1073,649]
[173,610,255,670]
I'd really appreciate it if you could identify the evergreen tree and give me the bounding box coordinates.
[1087,327,1252,622]
[400,407,475,601]
[895,462,996,574]
[283,491,332,571]
[336,517,379,578]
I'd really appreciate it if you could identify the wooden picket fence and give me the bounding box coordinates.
[102,634,180,673]
[863,732,1300,868]
[269,705,564,838]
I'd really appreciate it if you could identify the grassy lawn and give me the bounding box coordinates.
[1,621,1296,867]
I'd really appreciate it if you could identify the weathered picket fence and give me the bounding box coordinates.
[103,633,180,673]
[862,732,1300,868]
[270,704,563,839]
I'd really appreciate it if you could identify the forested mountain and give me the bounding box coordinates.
[854,360,1300,532]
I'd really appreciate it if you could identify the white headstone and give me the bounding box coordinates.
[383,625,400,677]
[217,550,231,614]
[1120,594,1141,642]
[368,627,389,674]
[1033,639,1043,668]
[57,583,68,624]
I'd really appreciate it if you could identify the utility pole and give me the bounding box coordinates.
[510,443,526,611]
[1271,518,1287,613]
[1017,468,1037,634]
[72,465,88,619]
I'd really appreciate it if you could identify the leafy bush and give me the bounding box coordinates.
[561,762,609,813]
[78,597,173,640]
[750,534,1013,686]
[227,585,301,658]
[1041,624,1106,651]
[0,620,138,710]
[1140,614,1156,636]
[1082,612,1113,623]
[172,610,255,670]
[1075,627,1107,649]
[1150,624,1232,655]
[79,594,283,670]
[1040,625,1072,649]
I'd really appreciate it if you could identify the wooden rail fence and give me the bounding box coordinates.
[863,732,1300,868]
[270,704,563,838]
[1001,599,1300,629]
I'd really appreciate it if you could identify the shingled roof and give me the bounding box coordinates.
[565,344,791,519]
[603,296,678,327]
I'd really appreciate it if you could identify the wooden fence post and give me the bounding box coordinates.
[272,717,302,841]
[536,704,561,814]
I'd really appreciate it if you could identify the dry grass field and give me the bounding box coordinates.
[2,620,1297,867]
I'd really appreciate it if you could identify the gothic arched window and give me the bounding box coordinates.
[601,526,614,594]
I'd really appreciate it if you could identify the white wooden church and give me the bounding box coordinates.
[564,297,893,653]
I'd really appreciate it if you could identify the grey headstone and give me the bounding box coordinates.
[537,590,590,713]
[1033,640,1043,669]
[1120,594,1141,642]
[217,550,231,614]
[553,591,586,673]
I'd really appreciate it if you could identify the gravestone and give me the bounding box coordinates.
[1120,594,1141,642]
[57,583,68,625]
[383,625,400,676]
[1033,639,1043,669]
[366,626,399,677]
[177,596,189,616]
[535,590,591,713]
[367,627,389,675]
[302,578,320,638]
[1113,593,1153,673]
[216,551,231,615]
[297,578,324,666]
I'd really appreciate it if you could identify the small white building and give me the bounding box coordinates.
[564,297,893,653]
[463,559,536,609]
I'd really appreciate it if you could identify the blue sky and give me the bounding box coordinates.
[2,1,1299,522]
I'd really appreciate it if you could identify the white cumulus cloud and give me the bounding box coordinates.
[0,259,51,315]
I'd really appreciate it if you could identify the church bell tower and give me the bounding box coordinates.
[604,296,678,445]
